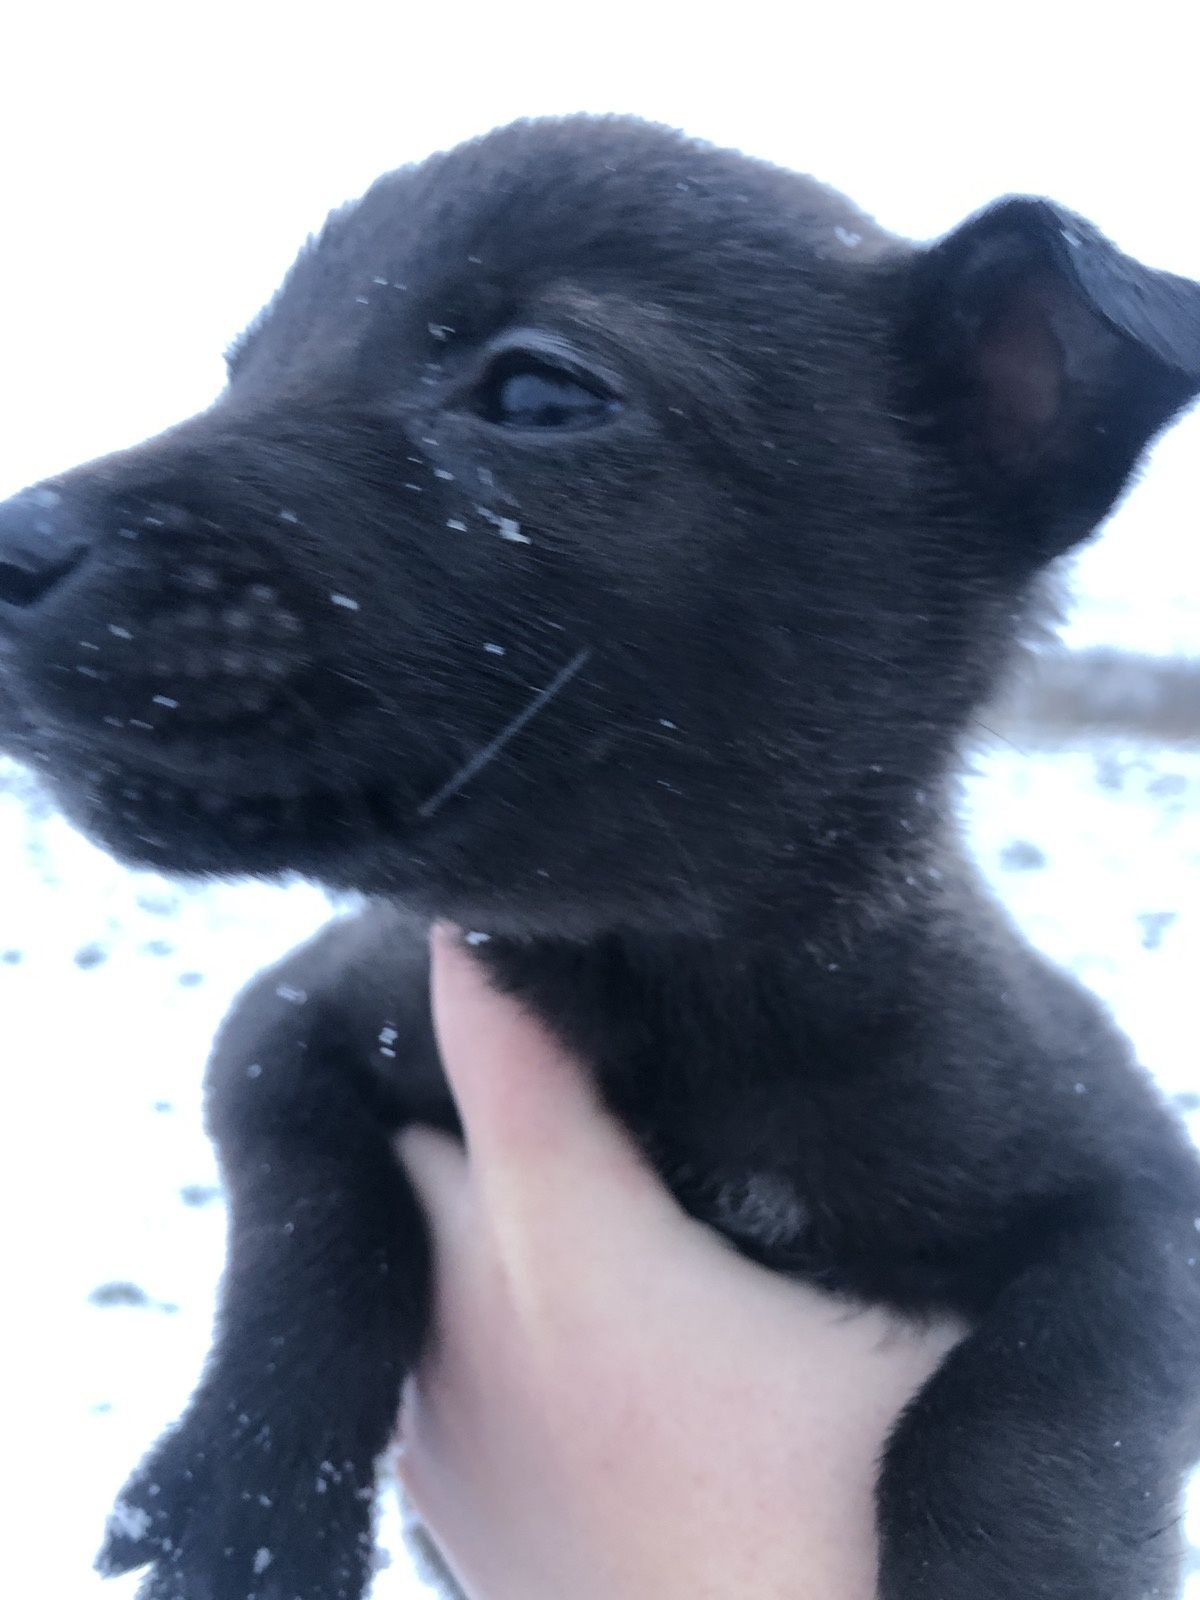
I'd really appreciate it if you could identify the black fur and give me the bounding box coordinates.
[1,116,1199,1598]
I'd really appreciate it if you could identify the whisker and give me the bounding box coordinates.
[786,620,1028,756]
[969,716,1029,757]
[416,646,593,819]
[785,619,906,675]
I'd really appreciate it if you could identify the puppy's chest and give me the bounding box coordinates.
[667,1157,814,1262]
[707,1168,812,1251]
[621,1083,825,1266]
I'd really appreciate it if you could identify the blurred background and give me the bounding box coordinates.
[0,4,1196,1594]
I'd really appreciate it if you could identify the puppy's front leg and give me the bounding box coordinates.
[878,1196,1200,1600]
[98,906,447,1600]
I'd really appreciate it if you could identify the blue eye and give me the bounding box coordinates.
[478,355,622,430]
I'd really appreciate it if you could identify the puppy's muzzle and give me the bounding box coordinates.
[0,486,92,613]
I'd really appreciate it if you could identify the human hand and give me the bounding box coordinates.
[395,928,964,1600]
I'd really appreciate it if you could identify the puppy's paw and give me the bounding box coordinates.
[98,1401,380,1600]
[96,1421,198,1582]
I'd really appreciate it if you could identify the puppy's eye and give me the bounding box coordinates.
[475,353,622,431]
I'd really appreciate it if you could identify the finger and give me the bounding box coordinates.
[396,1125,473,1258]
[429,925,663,1222]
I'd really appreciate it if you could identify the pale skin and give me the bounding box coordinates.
[395,929,966,1600]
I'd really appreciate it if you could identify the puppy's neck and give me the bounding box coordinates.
[478,856,957,1115]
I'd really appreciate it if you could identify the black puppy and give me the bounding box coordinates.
[1,116,1199,1599]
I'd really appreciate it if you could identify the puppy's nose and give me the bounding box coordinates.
[0,486,93,609]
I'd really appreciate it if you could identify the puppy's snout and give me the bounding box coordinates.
[0,486,92,611]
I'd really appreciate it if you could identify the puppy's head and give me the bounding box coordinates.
[0,117,1197,937]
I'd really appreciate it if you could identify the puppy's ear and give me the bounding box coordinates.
[906,197,1200,554]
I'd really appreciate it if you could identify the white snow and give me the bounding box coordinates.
[476,507,529,544]
[106,1501,152,1543]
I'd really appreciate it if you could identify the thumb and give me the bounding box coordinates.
[429,926,663,1228]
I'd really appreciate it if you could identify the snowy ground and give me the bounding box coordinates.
[3,511,1199,1595]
